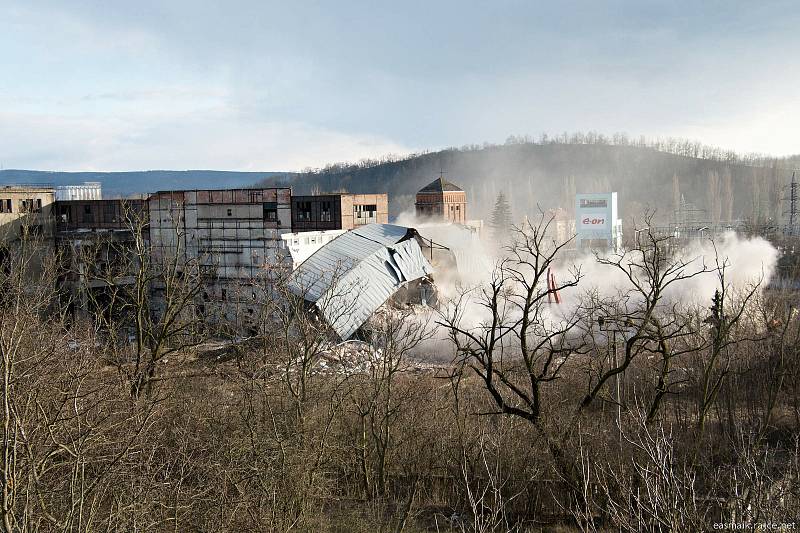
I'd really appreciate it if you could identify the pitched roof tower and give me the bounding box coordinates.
[415,174,467,223]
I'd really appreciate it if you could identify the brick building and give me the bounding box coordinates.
[414,177,467,224]
[290,193,388,232]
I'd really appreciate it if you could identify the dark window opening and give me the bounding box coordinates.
[354,204,377,220]
[19,198,42,214]
[226,208,232,216]
[82,204,94,223]
[0,199,10,213]
[263,202,278,221]
[103,203,117,222]
[320,201,331,221]
[296,201,312,221]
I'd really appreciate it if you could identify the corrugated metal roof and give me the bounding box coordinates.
[350,223,412,244]
[288,223,434,339]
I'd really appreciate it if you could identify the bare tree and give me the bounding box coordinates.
[77,202,206,399]
[438,213,586,494]
[589,217,714,423]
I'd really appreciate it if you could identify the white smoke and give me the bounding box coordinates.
[395,209,495,291]
[557,232,779,311]
[407,229,780,362]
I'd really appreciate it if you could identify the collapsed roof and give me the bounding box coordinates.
[288,224,434,339]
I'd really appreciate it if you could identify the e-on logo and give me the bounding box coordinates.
[581,217,606,225]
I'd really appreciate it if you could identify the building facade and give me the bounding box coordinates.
[54,199,149,320]
[280,229,347,269]
[0,186,57,282]
[290,193,389,232]
[0,185,56,242]
[414,177,467,224]
[148,188,292,331]
[575,192,622,252]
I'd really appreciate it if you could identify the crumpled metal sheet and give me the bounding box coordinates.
[288,224,433,339]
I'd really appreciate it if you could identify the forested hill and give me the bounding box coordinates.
[263,139,800,224]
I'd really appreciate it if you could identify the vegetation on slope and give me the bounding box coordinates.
[269,133,799,224]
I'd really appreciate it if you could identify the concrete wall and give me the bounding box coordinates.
[0,187,56,242]
[148,188,292,331]
[292,193,388,232]
[149,188,292,279]
[340,193,389,229]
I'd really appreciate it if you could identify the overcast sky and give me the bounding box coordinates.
[2,0,799,171]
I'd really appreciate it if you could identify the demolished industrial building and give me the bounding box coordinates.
[288,223,435,340]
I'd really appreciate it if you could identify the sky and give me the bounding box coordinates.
[2,0,799,171]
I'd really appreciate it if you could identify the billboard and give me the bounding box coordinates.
[575,192,620,250]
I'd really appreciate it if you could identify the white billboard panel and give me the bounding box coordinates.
[575,192,620,250]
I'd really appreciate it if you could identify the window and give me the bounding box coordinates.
[354,204,377,220]
[0,199,10,213]
[263,202,278,221]
[226,208,232,216]
[296,201,312,221]
[320,201,331,221]
[579,198,608,208]
[19,198,42,213]
[103,202,117,222]
[82,204,94,223]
